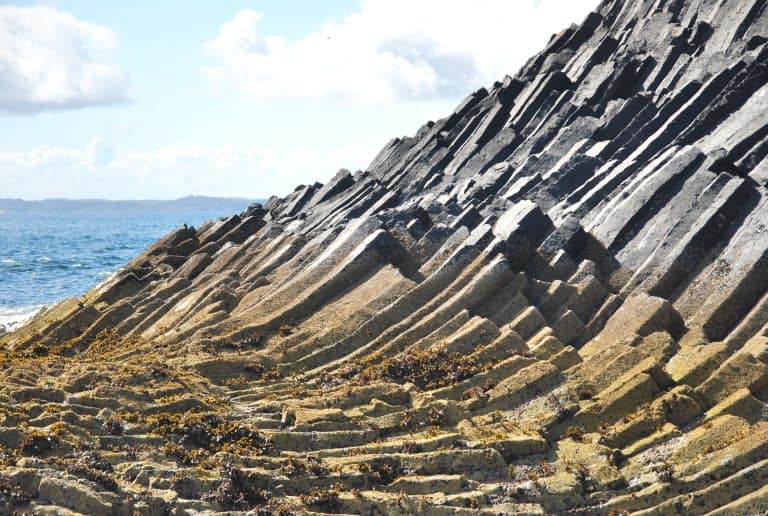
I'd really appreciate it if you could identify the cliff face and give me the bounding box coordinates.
[3,0,768,514]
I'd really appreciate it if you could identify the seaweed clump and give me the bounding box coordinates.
[66,462,118,491]
[510,462,557,481]
[400,441,422,454]
[223,333,265,352]
[281,454,329,477]
[300,484,344,509]
[163,443,212,467]
[148,412,273,454]
[203,465,276,511]
[565,426,586,442]
[102,415,124,436]
[171,472,198,499]
[148,361,171,380]
[461,379,495,402]
[352,347,484,389]
[20,432,58,456]
[357,460,400,486]
[60,450,118,492]
[0,475,31,508]
[653,462,674,483]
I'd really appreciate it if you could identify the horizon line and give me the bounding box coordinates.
[0,195,265,203]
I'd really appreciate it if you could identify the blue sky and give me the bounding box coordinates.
[0,0,598,199]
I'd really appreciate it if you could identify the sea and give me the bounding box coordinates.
[0,197,258,331]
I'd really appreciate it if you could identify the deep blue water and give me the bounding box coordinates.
[0,199,254,328]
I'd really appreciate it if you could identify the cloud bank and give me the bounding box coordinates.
[0,6,130,114]
[0,139,377,199]
[204,0,598,102]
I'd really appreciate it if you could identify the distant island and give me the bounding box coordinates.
[0,195,264,213]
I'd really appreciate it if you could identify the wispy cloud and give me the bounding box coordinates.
[203,0,598,103]
[0,5,130,114]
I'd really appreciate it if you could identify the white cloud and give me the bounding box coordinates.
[0,139,378,199]
[204,0,598,102]
[83,137,116,169]
[0,6,130,114]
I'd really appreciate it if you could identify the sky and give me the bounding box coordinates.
[0,0,599,200]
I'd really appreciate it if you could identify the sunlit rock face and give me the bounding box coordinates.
[3,0,768,513]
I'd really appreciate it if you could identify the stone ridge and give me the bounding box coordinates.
[2,0,768,513]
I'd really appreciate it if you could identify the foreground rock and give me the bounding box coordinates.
[2,0,768,513]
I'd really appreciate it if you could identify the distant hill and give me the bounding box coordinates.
[0,196,264,213]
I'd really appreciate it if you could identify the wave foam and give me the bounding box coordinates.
[0,305,45,332]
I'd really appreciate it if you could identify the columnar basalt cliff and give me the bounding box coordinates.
[3,0,768,514]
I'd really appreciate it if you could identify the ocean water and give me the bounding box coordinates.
[0,199,254,330]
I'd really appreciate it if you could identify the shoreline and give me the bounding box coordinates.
[0,304,46,334]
